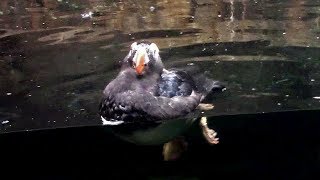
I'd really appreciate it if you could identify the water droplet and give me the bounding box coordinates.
[311,79,315,82]
[218,14,222,18]
[285,95,289,97]
[313,96,320,99]
[224,48,228,51]
[6,92,12,96]
[251,88,256,91]
[187,63,194,66]
[37,85,41,88]
[80,109,85,111]
[277,103,281,106]
[81,11,93,19]
[282,32,286,35]
[202,48,206,51]
[150,6,155,12]
[317,37,319,39]
[28,94,32,97]
[180,32,183,35]
[191,16,194,19]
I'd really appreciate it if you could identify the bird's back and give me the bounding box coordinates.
[155,69,196,98]
[156,68,224,101]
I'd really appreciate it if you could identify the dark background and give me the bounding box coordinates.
[1,110,319,179]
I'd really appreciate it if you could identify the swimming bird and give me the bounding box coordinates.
[99,41,225,159]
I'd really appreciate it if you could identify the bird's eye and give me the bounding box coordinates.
[144,63,147,66]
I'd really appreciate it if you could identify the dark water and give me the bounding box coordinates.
[0,0,320,178]
[1,0,320,133]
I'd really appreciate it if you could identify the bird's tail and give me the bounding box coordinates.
[211,80,226,93]
[170,65,226,99]
[192,72,226,102]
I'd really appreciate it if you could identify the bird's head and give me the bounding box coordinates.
[123,41,164,76]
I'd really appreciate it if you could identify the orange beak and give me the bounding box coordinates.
[135,50,145,75]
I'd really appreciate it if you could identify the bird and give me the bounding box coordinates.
[99,41,225,158]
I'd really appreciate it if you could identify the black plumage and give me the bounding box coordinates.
[99,41,224,144]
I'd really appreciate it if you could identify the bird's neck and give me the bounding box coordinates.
[133,72,160,93]
[114,68,160,93]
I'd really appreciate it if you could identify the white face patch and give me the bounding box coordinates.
[129,41,161,67]
[149,43,159,55]
[131,42,138,50]
[133,47,150,66]
[101,116,124,126]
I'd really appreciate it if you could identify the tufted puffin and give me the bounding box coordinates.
[99,41,225,159]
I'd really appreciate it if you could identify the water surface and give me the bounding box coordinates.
[0,0,320,133]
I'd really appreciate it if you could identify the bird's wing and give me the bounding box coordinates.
[113,90,202,121]
[156,70,197,98]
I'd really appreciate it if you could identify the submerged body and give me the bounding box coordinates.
[99,41,224,145]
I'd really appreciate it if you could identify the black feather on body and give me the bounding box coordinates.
[98,42,226,143]
[99,67,206,133]
[155,70,196,98]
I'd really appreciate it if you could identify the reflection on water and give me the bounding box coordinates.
[0,0,320,132]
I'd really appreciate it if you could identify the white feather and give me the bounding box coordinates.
[101,116,124,126]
